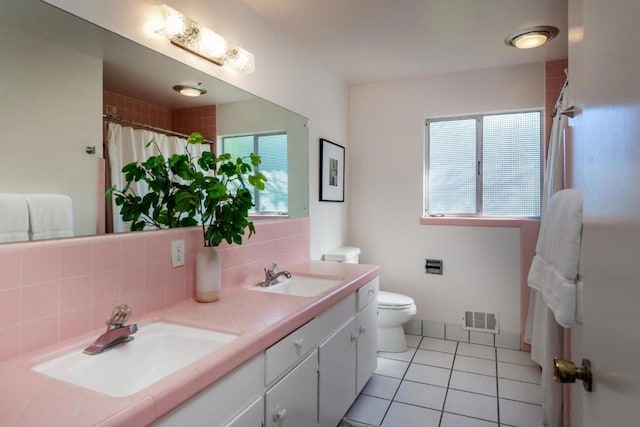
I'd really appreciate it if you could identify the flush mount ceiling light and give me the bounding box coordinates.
[173,84,207,97]
[505,26,559,49]
[155,4,255,73]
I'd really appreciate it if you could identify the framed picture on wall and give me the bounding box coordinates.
[319,138,345,202]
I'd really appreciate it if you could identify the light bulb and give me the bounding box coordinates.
[514,33,548,49]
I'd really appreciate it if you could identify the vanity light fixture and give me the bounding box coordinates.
[173,84,207,97]
[504,26,559,49]
[155,4,255,73]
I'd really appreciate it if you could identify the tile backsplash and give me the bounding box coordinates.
[0,218,309,361]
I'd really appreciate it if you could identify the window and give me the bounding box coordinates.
[425,111,542,217]
[220,132,288,214]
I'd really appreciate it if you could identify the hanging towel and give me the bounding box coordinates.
[528,189,583,327]
[0,194,30,243]
[25,194,74,240]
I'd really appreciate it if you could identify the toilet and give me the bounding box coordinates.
[376,291,417,353]
[323,246,418,353]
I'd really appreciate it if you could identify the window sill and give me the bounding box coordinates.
[419,216,539,227]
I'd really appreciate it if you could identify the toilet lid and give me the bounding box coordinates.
[378,291,414,308]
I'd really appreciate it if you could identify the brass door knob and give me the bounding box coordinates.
[553,358,592,391]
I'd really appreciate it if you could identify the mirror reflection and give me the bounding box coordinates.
[0,0,309,244]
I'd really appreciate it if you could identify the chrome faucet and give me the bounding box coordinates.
[259,262,291,287]
[83,304,139,355]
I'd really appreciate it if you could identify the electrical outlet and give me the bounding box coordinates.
[171,240,185,267]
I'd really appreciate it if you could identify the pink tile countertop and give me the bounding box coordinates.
[0,261,380,427]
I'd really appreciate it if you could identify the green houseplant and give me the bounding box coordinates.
[107,132,267,302]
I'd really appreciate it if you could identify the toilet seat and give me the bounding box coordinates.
[378,291,415,310]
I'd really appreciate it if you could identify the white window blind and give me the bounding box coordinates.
[221,133,288,214]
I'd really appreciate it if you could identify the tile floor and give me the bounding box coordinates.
[345,334,543,427]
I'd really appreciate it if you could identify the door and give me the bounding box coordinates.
[265,349,318,427]
[318,317,357,427]
[356,301,378,394]
[568,0,640,425]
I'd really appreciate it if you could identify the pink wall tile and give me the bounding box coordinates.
[93,240,120,273]
[60,244,92,278]
[145,234,166,262]
[166,281,186,307]
[22,246,59,285]
[60,275,92,311]
[21,316,58,354]
[145,287,165,313]
[93,270,120,303]
[60,307,92,341]
[120,236,146,267]
[120,265,145,296]
[21,282,59,322]
[0,326,19,360]
[0,289,20,327]
[144,261,166,290]
[0,249,21,290]
[0,217,310,360]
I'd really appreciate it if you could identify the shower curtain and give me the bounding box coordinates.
[106,122,211,233]
[525,79,569,427]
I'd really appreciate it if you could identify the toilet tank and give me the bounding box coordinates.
[323,246,361,264]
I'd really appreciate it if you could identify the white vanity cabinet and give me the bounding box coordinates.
[265,350,318,427]
[356,298,378,393]
[153,354,265,427]
[318,277,379,427]
[152,275,379,427]
[318,316,357,427]
[223,396,263,427]
[355,276,379,393]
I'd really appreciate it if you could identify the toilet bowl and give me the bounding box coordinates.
[377,291,417,353]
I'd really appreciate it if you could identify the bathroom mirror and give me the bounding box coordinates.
[0,0,309,243]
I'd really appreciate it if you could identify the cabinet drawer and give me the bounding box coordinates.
[266,317,322,385]
[316,293,356,340]
[357,277,379,312]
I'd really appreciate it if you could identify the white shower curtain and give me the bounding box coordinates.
[107,122,211,233]
[525,80,569,427]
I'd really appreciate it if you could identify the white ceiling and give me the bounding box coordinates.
[243,0,568,85]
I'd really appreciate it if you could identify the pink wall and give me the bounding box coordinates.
[0,218,310,361]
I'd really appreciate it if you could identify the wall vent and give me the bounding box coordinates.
[462,311,499,334]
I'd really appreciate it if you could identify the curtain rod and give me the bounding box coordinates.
[103,114,214,144]
[551,75,569,119]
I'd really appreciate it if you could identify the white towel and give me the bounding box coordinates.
[25,194,74,240]
[0,194,29,243]
[528,189,583,327]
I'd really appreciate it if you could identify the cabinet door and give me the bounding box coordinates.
[318,316,357,427]
[224,396,263,427]
[265,349,318,427]
[356,301,378,393]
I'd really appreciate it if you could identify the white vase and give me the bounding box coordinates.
[195,246,222,302]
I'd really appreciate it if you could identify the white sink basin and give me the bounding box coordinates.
[250,274,343,297]
[32,322,237,397]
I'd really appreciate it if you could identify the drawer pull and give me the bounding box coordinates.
[359,326,367,334]
[293,338,304,350]
[273,406,288,421]
[368,289,375,295]
[350,332,359,342]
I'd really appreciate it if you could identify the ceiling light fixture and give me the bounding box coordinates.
[173,84,207,97]
[505,26,559,49]
[155,4,255,73]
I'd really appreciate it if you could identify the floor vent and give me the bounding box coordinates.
[462,311,499,334]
